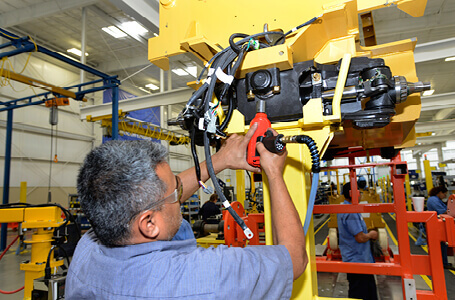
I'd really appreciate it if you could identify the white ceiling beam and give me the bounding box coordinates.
[374,10,455,40]
[421,92,455,112]
[416,134,455,144]
[414,37,455,63]
[98,56,150,73]
[434,107,455,121]
[410,144,440,156]
[415,119,455,133]
[107,0,159,34]
[0,0,98,28]
[80,87,193,120]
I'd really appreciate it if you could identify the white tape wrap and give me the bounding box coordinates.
[215,67,234,85]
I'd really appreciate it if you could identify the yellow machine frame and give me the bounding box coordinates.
[0,207,64,300]
[148,1,427,298]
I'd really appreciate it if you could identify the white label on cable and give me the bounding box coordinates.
[222,200,231,209]
[215,67,234,85]
[198,118,205,130]
[207,68,215,76]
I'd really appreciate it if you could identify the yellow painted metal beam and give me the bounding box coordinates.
[423,159,433,192]
[101,120,190,144]
[2,70,87,101]
[236,170,246,207]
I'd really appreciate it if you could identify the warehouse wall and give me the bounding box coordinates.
[0,53,103,207]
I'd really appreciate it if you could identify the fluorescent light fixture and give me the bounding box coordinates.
[445,56,455,62]
[57,52,80,62]
[172,68,188,76]
[120,21,148,36]
[187,65,197,77]
[422,89,435,96]
[67,48,88,57]
[138,87,151,93]
[145,83,159,90]
[102,26,127,38]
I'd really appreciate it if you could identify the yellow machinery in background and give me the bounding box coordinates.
[0,206,64,299]
[148,1,429,298]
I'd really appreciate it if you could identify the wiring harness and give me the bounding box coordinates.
[170,17,321,239]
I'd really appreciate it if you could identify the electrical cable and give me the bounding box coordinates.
[183,29,297,237]
[0,286,24,295]
[0,235,25,294]
[274,15,321,45]
[0,235,19,262]
[286,135,320,234]
[44,245,57,279]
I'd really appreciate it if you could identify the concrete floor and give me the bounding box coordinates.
[1,215,454,299]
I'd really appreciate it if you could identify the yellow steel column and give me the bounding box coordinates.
[335,169,340,195]
[423,158,433,193]
[235,170,245,207]
[20,181,27,203]
[263,127,321,299]
[21,228,62,299]
[405,174,412,211]
[386,175,391,203]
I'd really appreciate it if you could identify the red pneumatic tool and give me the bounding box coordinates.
[247,100,286,167]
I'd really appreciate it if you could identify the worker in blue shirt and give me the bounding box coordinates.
[199,193,221,223]
[337,182,378,300]
[427,186,453,270]
[66,124,307,299]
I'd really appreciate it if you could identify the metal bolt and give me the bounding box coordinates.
[273,85,281,93]
[278,51,284,56]
[247,90,255,100]
[443,218,446,222]
[227,225,230,230]
[312,73,321,82]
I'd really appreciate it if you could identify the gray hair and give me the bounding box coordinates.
[77,140,168,246]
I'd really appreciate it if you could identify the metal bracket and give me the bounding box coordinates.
[403,278,417,300]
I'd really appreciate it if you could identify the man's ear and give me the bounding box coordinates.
[137,210,160,240]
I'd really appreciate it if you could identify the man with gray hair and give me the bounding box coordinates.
[66,124,307,299]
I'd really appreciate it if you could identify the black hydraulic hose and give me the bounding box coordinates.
[293,135,320,173]
[190,127,202,182]
[229,33,249,54]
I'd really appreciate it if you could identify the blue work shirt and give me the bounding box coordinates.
[427,195,447,215]
[65,224,293,299]
[337,200,374,263]
[172,219,195,241]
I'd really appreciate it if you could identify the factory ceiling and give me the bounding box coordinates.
[1,0,455,148]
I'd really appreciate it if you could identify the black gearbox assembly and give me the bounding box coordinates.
[234,57,430,129]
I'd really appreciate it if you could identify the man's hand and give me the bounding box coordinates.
[256,128,287,179]
[212,123,261,173]
[368,230,378,241]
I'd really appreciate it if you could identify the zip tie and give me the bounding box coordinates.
[215,67,234,85]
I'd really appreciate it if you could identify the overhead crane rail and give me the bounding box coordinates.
[101,119,190,145]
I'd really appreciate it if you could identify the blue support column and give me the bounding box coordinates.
[112,86,119,140]
[1,109,13,251]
